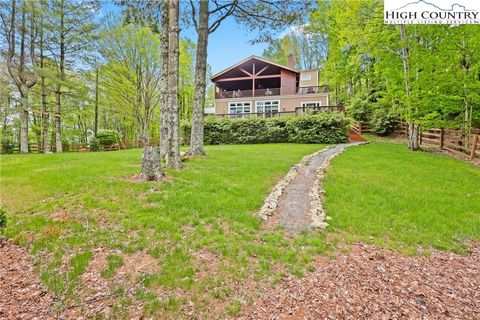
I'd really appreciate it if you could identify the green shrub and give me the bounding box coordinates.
[96,129,122,146]
[0,207,7,233]
[0,139,16,154]
[371,109,397,136]
[181,114,349,145]
[89,138,100,152]
[346,93,372,122]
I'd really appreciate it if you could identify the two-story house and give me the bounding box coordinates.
[211,55,339,117]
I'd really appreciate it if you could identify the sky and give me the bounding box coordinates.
[101,2,277,76]
[185,19,271,75]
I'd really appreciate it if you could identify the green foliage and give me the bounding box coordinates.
[96,129,122,146]
[346,93,372,122]
[0,139,16,154]
[181,114,350,145]
[0,207,7,233]
[89,138,100,151]
[370,109,397,136]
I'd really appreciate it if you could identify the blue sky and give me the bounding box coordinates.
[101,2,277,75]
[183,19,271,74]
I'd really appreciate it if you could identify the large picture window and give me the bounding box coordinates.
[256,100,279,116]
[229,102,251,116]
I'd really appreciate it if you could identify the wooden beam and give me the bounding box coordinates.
[217,76,253,82]
[239,68,252,77]
[256,65,269,76]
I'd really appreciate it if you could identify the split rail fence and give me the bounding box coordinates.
[420,128,479,161]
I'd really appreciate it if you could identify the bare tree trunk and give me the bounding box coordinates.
[407,122,420,150]
[159,0,170,159]
[399,24,420,151]
[141,146,163,182]
[40,14,50,153]
[186,0,208,156]
[94,67,99,136]
[19,93,29,154]
[55,0,65,153]
[165,0,182,169]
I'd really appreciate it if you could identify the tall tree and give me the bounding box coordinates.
[1,0,38,154]
[165,0,182,169]
[47,0,98,152]
[159,0,169,158]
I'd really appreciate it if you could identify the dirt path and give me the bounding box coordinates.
[243,243,480,319]
[0,238,56,320]
[272,143,363,234]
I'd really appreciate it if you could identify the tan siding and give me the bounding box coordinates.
[299,70,319,87]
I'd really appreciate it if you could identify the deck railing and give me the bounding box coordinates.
[212,105,344,118]
[215,85,329,99]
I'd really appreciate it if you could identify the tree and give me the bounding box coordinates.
[165,0,182,169]
[1,0,38,154]
[100,23,161,146]
[46,0,99,152]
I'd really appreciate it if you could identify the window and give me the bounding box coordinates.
[301,74,312,81]
[301,101,322,108]
[229,102,251,117]
[256,100,279,116]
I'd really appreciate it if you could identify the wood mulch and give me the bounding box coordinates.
[2,239,479,319]
[242,243,480,320]
[0,238,56,320]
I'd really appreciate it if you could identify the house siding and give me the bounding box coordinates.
[299,70,319,87]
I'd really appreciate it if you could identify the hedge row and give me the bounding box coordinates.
[181,114,350,145]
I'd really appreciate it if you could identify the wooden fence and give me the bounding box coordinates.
[421,128,480,161]
[351,121,371,135]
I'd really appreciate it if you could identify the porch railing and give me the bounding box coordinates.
[215,85,329,99]
[211,105,344,118]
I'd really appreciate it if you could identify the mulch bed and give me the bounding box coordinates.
[2,236,479,319]
[0,238,56,320]
[242,243,480,319]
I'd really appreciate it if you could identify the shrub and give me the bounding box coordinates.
[371,109,397,136]
[0,207,6,233]
[96,129,122,146]
[346,93,372,122]
[0,139,15,154]
[181,114,350,145]
[89,137,100,152]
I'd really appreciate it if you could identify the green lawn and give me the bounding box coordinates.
[0,144,330,317]
[324,142,480,253]
[1,142,479,317]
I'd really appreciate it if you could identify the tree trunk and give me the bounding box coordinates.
[55,0,65,153]
[165,0,182,169]
[94,67,99,136]
[399,24,420,151]
[40,17,50,153]
[159,0,170,159]
[55,86,63,153]
[407,122,420,151]
[186,0,209,156]
[141,146,163,182]
[19,93,29,154]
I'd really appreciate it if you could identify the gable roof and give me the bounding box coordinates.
[210,55,299,81]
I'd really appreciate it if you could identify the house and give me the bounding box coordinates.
[210,55,340,117]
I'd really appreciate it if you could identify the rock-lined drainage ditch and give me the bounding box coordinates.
[259,142,366,235]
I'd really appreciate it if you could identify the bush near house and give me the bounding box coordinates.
[181,114,350,145]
